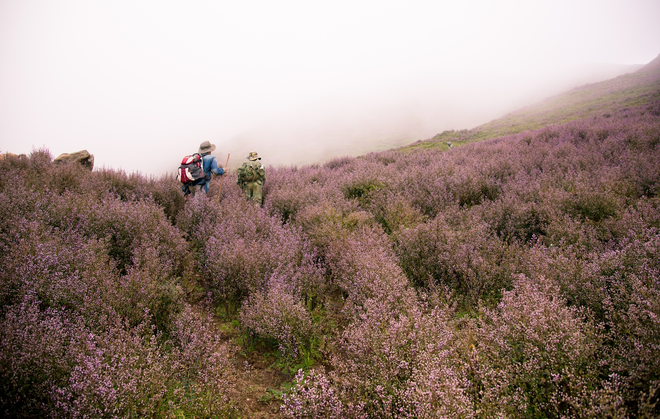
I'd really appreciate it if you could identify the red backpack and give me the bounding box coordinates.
[178,153,204,184]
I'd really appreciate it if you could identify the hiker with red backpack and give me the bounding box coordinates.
[178,141,227,199]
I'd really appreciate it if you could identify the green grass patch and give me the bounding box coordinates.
[398,65,660,152]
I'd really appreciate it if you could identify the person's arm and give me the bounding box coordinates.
[209,156,225,176]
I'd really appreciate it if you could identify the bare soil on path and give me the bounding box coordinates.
[184,275,289,418]
[216,318,290,418]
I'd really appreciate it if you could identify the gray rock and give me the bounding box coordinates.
[54,150,94,171]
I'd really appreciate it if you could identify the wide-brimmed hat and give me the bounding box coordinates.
[199,141,216,154]
[247,151,261,161]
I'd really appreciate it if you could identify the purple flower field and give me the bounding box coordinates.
[2,77,660,416]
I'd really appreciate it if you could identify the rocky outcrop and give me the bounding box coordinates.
[0,152,26,161]
[54,150,94,171]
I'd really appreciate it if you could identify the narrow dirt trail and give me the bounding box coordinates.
[215,318,289,418]
[211,289,347,417]
[183,274,289,418]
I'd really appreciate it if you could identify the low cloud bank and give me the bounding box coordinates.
[216,61,642,171]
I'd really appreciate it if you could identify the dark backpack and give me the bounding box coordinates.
[178,154,204,184]
[238,161,264,183]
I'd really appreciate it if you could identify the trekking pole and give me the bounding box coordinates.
[217,153,230,202]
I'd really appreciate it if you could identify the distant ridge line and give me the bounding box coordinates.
[398,53,660,153]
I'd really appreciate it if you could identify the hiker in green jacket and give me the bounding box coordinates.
[237,151,266,206]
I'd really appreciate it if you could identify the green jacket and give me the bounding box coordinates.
[237,160,266,186]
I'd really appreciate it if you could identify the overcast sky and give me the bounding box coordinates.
[1,0,659,175]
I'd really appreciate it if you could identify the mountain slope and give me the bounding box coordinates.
[401,53,660,152]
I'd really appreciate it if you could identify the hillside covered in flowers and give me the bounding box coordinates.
[1,58,660,418]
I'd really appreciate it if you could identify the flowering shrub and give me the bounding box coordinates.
[167,304,235,417]
[600,225,660,410]
[283,302,474,419]
[174,192,224,247]
[240,275,314,360]
[1,293,235,417]
[0,292,86,417]
[477,192,551,243]
[396,211,518,306]
[0,220,117,322]
[293,201,369,254]
[200,196,325,312]
[471,275,601,417]
[263,165,342,223]
[323,229,418,319]
[281,369,365,419]
[330,302,472,418]
[0,157,237,417]
[367,191,427,237]
[47,161,91,195]
[58,196,188,276]
[53,317,174,418]
[52,306,235,418]
[393,154,457,218]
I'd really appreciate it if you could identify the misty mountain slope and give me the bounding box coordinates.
[401,53,660,152]
[2,76,660,417]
